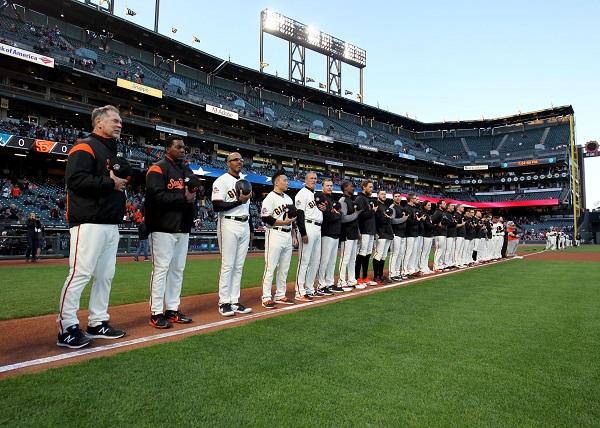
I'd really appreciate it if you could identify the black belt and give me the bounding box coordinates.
[224,215,249,222]
[271,227,291,233]
[306,219,322,227]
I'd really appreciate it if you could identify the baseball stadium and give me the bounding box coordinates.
[1,0,599,426]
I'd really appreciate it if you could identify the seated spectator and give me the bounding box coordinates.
[11,185,21,198]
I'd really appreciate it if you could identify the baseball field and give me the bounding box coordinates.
[1,245,599,426]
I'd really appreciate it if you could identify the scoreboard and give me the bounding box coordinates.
[0,133,72,156]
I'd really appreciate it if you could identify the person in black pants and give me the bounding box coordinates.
[134,218,149,261]
[25,212,42,262]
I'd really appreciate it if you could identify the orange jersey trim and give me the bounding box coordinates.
[68,143,95,158]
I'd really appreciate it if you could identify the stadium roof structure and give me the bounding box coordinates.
[17,0,574,133]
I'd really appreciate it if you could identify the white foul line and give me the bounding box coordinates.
[0,250,546,374]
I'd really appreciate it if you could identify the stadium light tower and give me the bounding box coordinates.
[259,9,366,101]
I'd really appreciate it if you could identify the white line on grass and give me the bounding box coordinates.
[0,249,546,374]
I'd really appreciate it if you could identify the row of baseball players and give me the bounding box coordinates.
[256,172,521,308]
[54,105,520,349]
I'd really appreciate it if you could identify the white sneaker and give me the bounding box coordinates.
[356,283,367,290]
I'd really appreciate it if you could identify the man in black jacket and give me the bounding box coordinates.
[431,200,447,272]
[145,136,196,328]
[337,181,361,291]
[318,179,342,294]
[373,190,394,284]
[389,192,409,281]
[444,203,457,269]
[355,180,378,286]
[57,105,128,349]
[402,193,421,276]
[134,218,149,262]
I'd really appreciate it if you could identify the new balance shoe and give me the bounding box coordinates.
[367,279,378,286]
[219,303,235,317]
[341,285,355,292]
[318,287,334,296]
[165,310,193,324]
[274,296,295,305]
[312,290,326,297]
[262,299,276,309]
[355,283,368,290]
[356,278,364,285]
[86,321,126,339]
[232,303,252,314]
[389,276,402,281]
[57,324,93,349]
[330,285,344,293]
[150,313,172,329]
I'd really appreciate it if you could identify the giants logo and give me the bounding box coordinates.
[273,204,286,217]
[34,139,55,153]
[167,179,185,190]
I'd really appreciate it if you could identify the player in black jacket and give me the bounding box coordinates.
[402,193,422,276]
[431,200,447,272]
[355,180,378,286]
[317,179,342,294]
[417,200,435,274]
[444,203,457,269]
[145,136,197,328]
[373,190,394,284]
[389,192,409,281]
[57,105,128,349]
[338,181,361,290]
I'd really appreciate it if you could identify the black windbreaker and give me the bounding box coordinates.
[65,133,126,227]
[321,193,342,238]
[356,192,376,235]
[145,156,196,233]
[375,200,394,240]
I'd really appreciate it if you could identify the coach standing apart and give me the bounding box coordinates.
[134,217,149,262]
[318,178,343,294]
[212,152,253,316]
[295,172,326,300]
[355,180,377,286]
[337,181,361,291]
[259,171,297,308]
[57,105,127,348]
[145,136,196,328]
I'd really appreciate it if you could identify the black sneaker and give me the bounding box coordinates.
[219,303,235,317]
[312,290,325,297]
[231,303,252,314]
[319,287,334,296]
[86,321,126,339]
[330,285,344,293]
[165,310,192,324]
[57,324,93,349]
[150,313,172,329]
[382,276,393,284]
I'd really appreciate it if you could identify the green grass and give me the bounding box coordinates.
[1,257,599,426]
[0,255,298,320]
[0,245,546,320]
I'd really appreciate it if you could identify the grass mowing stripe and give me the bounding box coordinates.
[0,246,546,320]
[1,256,598,426]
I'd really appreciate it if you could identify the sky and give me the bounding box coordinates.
[83,0,600,208]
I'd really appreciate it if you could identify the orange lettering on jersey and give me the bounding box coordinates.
[167,178,185,190]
